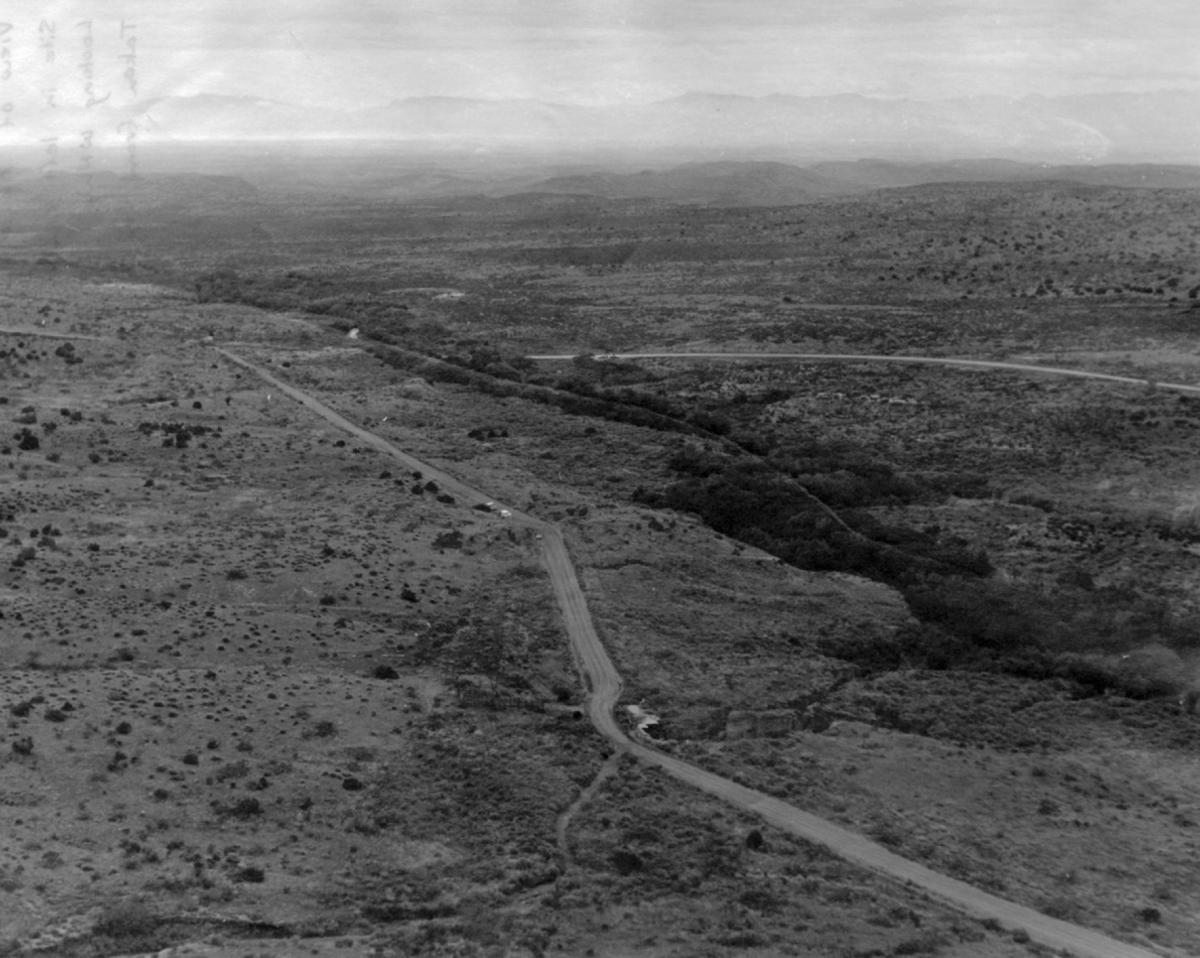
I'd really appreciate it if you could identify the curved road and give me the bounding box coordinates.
[528,351,1200,397]
[216,346,1169,958]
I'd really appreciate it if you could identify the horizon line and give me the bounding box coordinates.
[22,86,1199,113]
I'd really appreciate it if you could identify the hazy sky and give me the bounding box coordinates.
[14,0,1200,108]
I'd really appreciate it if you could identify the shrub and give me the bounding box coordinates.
[737,886,783,913]
[214,759,250,782]
[1039,894,1081,922]
[1119,645,1187,695]
[216,797,263,819]
[433,530,464,550]
[93,901,160,939]
[610,850,643,875]
[305,719,338,739]
[901,579,1038,651]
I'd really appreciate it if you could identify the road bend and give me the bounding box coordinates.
[216,346,1170,958]
[528,352,1200,397]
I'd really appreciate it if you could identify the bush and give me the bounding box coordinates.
[216,797,263,819]
[737,886,783,913]
[1114,645,1185,699]
[610,850,643,875]
[1050,654,1119,696]
[817,629,904,671]
[214,759,250,782]
[901,579,1039,651]
[93,901,161,939]
[1038,894,1082,921]
[11,546,36,567]
[305,719,338,739]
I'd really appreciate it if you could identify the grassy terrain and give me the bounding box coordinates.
[3,168,1200,955]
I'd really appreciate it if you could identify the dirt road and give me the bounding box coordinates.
[216,346,1169,958]
[215,348,519,515]
[528,351,1200,396]
[0,326,114,342]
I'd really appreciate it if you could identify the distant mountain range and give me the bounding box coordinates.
[3,90,1199,163]
[5,157,1199,212]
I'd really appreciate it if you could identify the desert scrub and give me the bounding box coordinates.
[214,759,250,782]
[93,900,162,939]
[303,719,338,739]
[214,796,263,819]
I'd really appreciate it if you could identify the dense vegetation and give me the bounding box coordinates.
[635,435,1197,698]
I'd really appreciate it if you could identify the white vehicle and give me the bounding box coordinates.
[499,508,512,519]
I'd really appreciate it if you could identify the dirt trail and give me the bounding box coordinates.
[555,751,622,866]
[528,351,1200,396]
[215,345,1171,958]
[0,325,114,342]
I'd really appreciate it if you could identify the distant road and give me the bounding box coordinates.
[217,345,1168,958]
[528,351,1200,396]
[214,347,510,514]
[0,326,113,342]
